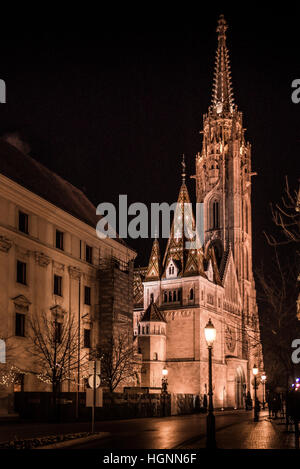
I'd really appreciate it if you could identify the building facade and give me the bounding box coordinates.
[134,16,264,408]
[0,138,136,414]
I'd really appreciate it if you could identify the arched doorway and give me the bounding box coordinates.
[235,366,246,409]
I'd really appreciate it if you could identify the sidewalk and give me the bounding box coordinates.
[184,411,295,449]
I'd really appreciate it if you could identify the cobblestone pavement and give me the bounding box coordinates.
[179,411,296,450]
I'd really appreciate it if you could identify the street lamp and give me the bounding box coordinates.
[261,373,266,410]
[161,366,168,417]
[204,318,217,448]
[252,364,259,422]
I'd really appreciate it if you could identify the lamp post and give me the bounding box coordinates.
[161,366,168,417]
[204,318,217,449]
[261,373,266,410]
[252,364,259,422]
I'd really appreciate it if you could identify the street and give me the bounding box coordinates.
[0,410,295,449]
[57,411,295,449]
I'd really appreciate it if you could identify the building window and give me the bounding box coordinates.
[18,211,28,234]
[153,352,158,361]
[17,260,27,285]
[163,291,167,303]
[84,286,91,305]
[212,201,220,229]
[169,265,174,275]
[14,373,24,392]
[56,230,64,250]
[15,313,25,337]
[54,274,62,296]
[189,288,194,300]
[178,289,182,302]
[83,329,91,348]
[85,245,93,264]
[207,293,214,305]
[169,291,172,302]
[54,321,62,344]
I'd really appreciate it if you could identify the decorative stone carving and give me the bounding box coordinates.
[50,304,65,319]
[53,260,65,274]
[0,235,12,253]
[35,251,51,267]
[12,295,31,312]
[68,266,82,280]
[82,272,96,283]
[15,245,31,257]
[225,325,236,353]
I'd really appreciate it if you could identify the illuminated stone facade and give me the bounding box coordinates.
[0,139,136,414]
[134,16,264,408]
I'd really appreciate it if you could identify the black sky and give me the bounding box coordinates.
[0,9,299,270]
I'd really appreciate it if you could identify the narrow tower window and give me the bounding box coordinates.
[212,200,220,229]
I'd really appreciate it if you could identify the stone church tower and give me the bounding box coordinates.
[133,15,264,407]
[194,15,262,375]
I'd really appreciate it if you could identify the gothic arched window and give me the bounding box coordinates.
[163,291,167,303]
[169,291,172,302]
[189,288,194,300]
[173,291,177,302]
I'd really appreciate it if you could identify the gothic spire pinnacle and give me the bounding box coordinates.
[211,14,235,115]
[181,154,186,184]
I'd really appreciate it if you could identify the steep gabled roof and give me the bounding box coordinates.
[140,301,166,323]
[161,180,205,278]
[145,238,161,281]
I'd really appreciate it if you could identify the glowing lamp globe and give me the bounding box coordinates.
[162,367,168,377]
[261,373,266,381]
[252,365,258,376]
[204,318,216,347]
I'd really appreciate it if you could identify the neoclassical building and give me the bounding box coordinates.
[0,137,136,414]
[134,16,264,408]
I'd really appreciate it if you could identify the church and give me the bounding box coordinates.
[133,15,264,408]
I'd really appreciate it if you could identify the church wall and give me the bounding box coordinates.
[167,361,201,395]
[165,310,195,360]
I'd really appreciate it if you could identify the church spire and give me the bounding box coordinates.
[210,14,235,116]
[145,237,161,281]
[181,154,186,185]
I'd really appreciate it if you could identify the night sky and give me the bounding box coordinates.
[0,9,299,271]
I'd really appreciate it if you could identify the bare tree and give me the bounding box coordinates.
[28,309,87,396]
[97,332,140,392]
[0,334,28,388]
[265,176,300,248]
[264,177,300,320]
[256,251,300,389]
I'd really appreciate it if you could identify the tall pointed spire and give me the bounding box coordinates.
[145,237,161,281]
[181,154,186,184]
[210,14,235,115]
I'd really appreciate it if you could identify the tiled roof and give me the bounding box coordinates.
[0,138,128,247]
[140,301,166,323]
